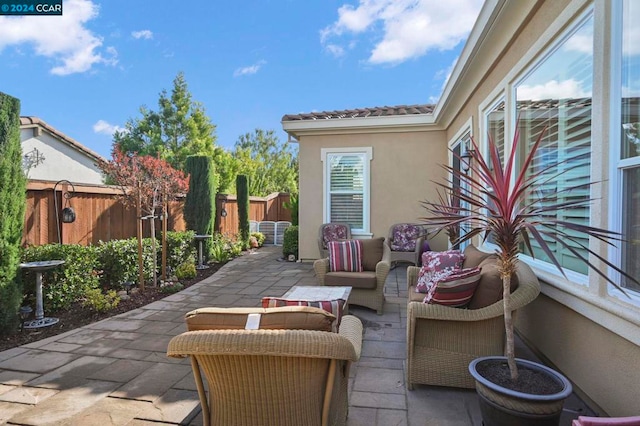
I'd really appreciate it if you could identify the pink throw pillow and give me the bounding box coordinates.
[416,249,465,293]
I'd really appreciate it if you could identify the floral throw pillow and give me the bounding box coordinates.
[423,267,482,307]
[416,249,465,293]
[322,224,349,249]
[391,224,421,252]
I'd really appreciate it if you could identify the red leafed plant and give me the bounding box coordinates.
[421,128,637,381]
[100,148,189,288]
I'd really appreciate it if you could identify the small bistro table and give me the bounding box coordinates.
[194,234,212,270]
[19,260,65,329]
[281,285,352,313]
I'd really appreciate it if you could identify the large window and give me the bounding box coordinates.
[321,148,372,234]
[515,13,594,275]
[618,0,640,293]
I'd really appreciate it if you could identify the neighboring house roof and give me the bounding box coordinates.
[281,104,434,122]
[20,116,107,162]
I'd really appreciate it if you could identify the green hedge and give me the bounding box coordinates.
[21,244,100,312]
[282,226,299,259]
[0,92,27,333]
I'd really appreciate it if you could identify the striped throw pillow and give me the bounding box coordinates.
[423,267,482,307]
[261,298,346,332]
[328,240,363,272]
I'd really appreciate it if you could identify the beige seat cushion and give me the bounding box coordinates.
[185,306,335,332]
[360,237,384,271]
[467,258,519,309]
[325,271,377,289]
[462,244,496,269]
[408,286,425,302]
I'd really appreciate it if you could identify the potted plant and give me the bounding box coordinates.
[421,128,638,425]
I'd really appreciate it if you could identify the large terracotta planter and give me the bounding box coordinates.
[469,357,573,426]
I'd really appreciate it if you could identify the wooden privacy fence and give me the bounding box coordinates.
[215,193,291,236]
[23,180,291,246]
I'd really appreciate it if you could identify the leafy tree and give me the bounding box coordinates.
[236,174,250,249]
[233,129,298,196]
[100,148,189,289]
[0,92,27,334]
[114,72,216,172]
[212,146,238,194]
[184,155,217,259]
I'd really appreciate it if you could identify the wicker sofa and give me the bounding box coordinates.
[405,245,541,389]
[168,307,363,426]
[313,237,390,315]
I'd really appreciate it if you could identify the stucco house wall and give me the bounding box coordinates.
[20,117,105,185]
[297,130,449,261]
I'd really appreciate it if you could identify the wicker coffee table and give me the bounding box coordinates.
[281,286,352,313]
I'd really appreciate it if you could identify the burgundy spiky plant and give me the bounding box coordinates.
[421,128,636,380]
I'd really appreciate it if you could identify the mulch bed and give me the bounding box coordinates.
[0,261,226,353]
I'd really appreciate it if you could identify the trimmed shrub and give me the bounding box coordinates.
[98,231,195,288]
[163,231,196,272]
[282,226,299,259]
[98,238,155,287]
[175,262,196,280]
[184,155,217,259]
[251,232,265,247]
[21,244,100,312]
[0,92,27,333]
[236,174,250,249]
[82,288,120,312]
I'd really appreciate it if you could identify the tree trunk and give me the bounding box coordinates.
[162,195,168,281]
[503,273,518,380]
[136,187,145,291]
[150,214,157,287]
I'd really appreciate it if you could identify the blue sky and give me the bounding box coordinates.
[0,0,484,158]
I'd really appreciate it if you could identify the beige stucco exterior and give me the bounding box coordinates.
[283,0,640,415]
[298,130,449,261]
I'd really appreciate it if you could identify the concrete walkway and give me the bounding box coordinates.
[0,246,593,425]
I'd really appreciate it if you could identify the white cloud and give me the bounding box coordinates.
[325,44,346,58]
[131,30,153,40]
[321,0,483,65]
[93,120,125,135]
[233,60,266,77]
[0,0,116,75]
[517,79,591,101]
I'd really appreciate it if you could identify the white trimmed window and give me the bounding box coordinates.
[614,0,640,295]
[514,11,594,277]
[321,147,372,235]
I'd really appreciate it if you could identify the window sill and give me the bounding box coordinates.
[351,232,374,239]
[529,264,640,346]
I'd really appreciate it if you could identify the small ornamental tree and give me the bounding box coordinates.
[0,92,27,334]
[100,148,189,289]
[236,174,250,249]
[184,155,217,259]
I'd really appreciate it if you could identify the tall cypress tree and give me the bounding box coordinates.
[236,174,250,249]
[0,92,27,334]
[184,155,217,259]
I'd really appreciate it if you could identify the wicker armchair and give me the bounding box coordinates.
[314,238,390,315]
[384,223,426,267]
[317,223,352,259]
[405,259,540,389]
[167,314,363,426]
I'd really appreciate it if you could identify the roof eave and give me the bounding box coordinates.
[282,113,437,138]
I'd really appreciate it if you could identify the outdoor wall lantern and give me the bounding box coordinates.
[53,180,77,243]
[220,199,228,217]
[461,144,476,173]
